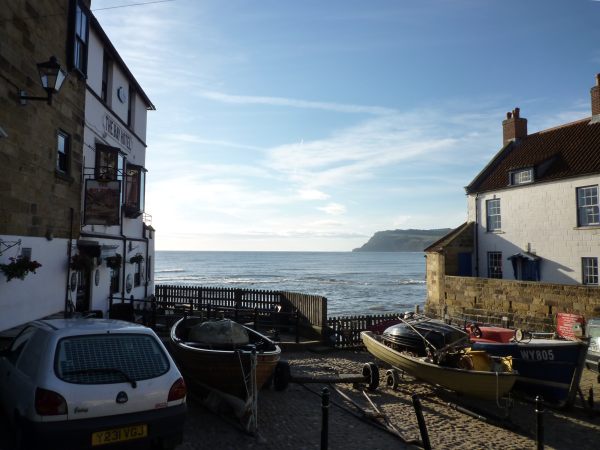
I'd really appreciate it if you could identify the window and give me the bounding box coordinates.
[134,261,142,287]
[510,168,533,185]
[486,199,501,231]
[582,257,598,285]
[124,164,145,217]
[110,268,120,294]
[101,52,111,103]
[487,252,503,279]
[95,144,122,180]
[70,0,89,75]
[55,334,169,384]
[57,130,70,173]
[577,186,599,227]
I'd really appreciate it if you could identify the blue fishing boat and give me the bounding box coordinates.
[470,327,588,407]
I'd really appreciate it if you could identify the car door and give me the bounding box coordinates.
[0,326,38,418]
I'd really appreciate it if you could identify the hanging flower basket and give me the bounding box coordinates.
[0,256,42,282]
[106,254,122,270]
[70,253,94,271]
[129,253,144,264]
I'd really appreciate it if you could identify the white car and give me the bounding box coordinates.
[0,318,187,449]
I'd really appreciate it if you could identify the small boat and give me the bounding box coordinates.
[169,317,281,400]
[361,330,517,401]
[469,325,588,407]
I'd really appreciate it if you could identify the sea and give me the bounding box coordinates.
[154,251,426,317]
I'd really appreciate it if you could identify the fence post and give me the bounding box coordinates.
[254,307,258,331]
[536,396,544,450]
[151,297,157,330]
[295,310,300,344]
[411,394,431,450]
[207,304,212,320]
[234,289,241,322]
[321,387,329,450]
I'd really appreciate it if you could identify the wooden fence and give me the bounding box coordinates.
[326,313,402,348]
[115,286,414,348]
[154,285,327,330]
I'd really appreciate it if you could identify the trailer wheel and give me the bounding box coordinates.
[362,362,379,391]
[385,369,400,390]
[273,360,291,391]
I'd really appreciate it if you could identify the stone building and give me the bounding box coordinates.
[0,0,155,331]
[0,0,89,331]
[426,75,600,329]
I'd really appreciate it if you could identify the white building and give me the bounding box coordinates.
[0,1,155,332]
[465,75,600,286]
[74,10,156,315]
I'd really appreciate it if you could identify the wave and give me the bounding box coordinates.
[397,279,426,285]
[155,269,187,274]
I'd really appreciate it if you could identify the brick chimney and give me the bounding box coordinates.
[502,107,527,146]
[592,74,600,116]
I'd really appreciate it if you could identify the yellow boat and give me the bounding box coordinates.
[361,331,517,401]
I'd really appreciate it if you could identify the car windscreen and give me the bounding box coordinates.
[55,333,169,384]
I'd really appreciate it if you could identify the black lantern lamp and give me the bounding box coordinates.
[19,56,68,105]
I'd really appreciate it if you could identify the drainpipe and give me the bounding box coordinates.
[474,194,480,277]
[121,207,126,301]
[64,208,74,318]
[143,221,149,299]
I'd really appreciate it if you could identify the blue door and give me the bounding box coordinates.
[458,252,472,276]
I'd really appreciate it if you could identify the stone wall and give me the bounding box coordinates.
[0,0,87,240]
[425,275,600,331]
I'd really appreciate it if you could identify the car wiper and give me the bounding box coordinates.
[62,368,137,388]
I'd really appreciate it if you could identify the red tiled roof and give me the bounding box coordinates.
[466,117,600,194]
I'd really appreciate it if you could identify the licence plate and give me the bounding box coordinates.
[91,424,147,446]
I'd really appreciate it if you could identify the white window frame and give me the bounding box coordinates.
[487,252,503,279]
[486,198,501,232]
[582,257,598,285]
[577,185,600,227]
[510,168,533,185]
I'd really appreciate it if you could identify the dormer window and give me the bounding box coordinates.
[510,168,533,185]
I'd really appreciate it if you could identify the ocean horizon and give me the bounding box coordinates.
[154,251,426,317]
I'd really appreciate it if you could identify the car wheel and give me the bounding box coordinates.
[12,413,28,450]
[154,433,183,450]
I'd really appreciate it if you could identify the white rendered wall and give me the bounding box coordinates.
[468,174,600,284]
[0,236,69,331]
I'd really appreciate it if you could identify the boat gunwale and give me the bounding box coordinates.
[361,330,517,377]
[170,317,282,357]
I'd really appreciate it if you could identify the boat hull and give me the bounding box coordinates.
[169,318,281,400]
[361,331,517,401]
[471,339,588,406]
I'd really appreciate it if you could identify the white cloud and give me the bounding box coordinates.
[198,91,397,115]
[318,203,347,216]
[297,189,330,200]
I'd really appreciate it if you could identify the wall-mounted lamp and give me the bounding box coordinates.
[19,56,67,106]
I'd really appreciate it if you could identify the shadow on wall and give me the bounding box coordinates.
[475,224,577,285]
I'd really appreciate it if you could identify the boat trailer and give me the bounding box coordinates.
[273,361,380,391]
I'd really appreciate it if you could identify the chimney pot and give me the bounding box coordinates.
[592,74,600,116]
[502,106,527,145]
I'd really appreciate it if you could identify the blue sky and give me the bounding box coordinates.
[93,0,600,251]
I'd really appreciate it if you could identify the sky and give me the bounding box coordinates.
[92,0,600,251]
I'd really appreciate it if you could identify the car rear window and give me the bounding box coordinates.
[55,334,169,384]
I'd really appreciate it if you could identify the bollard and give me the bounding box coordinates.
[321,387,329,450]
[536,395,544,450]
[411,394,432,450]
